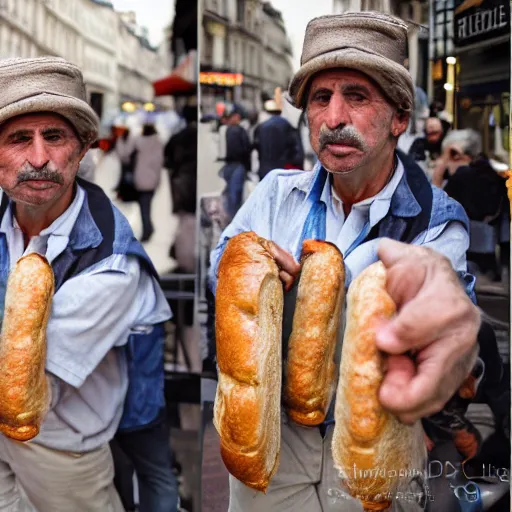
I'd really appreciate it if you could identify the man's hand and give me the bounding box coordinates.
[264,241,301,292]
[375,239,481,425]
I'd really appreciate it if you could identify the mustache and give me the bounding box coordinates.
[319,125,367,152]
[17,164,64,185]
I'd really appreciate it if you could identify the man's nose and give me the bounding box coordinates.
[324,93,350,130]
[27,136,50,169]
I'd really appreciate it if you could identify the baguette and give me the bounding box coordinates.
[332,261,425,511]
[213,232,283,492]
[0,253,55,442]
[284,240,345,425]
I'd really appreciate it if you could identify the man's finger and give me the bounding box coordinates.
[379,356,446,420]
[376,291,476,354]
[266,241,301,277]
[377,238,428,268]
[279,270,295,292]
[380,354,415,390]
[384,260,427,307]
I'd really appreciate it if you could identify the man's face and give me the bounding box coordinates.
[306,69,408,174]
[441,143,472,175]
[425,118,443,145]
[0,113,86,207]
[229,113,241,125]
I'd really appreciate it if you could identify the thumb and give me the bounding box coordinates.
[377,238,413,268]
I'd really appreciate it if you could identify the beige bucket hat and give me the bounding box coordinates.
[288,11,415,113]
[0,56,99,145]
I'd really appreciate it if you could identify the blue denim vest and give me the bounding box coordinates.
[0,178,165,432]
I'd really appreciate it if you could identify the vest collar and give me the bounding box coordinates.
[67,186,103,251]
[297,153,422,218]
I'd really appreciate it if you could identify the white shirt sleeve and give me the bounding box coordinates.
[411,220,469,273]
[45,255,171,388]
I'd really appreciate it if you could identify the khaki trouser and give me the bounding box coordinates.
[0,435,124,512]
[228,413,427,512]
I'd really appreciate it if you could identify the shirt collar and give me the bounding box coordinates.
[294,154,422,218]
[0,183,86,239]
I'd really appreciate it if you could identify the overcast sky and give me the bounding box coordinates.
[270,0,333,71]
[111,0,175,47]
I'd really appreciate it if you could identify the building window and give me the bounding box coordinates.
[431,0,454,60]
[237,0,244,24]
[203,31,213,64]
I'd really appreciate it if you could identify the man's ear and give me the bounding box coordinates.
[391,109,410,138]
[77,141,93,162]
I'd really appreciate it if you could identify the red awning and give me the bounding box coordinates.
[153,74,195,96]
[153,52,196,97]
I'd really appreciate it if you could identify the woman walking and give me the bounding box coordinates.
[133,123,164,242]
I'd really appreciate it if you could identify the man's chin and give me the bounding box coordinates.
[318,152,363,175]
[8,187,61,207]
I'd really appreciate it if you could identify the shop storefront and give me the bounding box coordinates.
[453,0,510,159]
[199,69,243,114]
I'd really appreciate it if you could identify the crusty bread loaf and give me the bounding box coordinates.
[284,240,345,426]
[332,261,425,511]
[213,232,283,492]
[0,253,55,442]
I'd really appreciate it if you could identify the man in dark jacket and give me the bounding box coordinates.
[253,99,304,180]
[165,105,198,217]
[219,104,251,219]
[408,116,448,164]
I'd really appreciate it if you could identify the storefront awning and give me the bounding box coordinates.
[153,74,195,96]
[153,51,197,97]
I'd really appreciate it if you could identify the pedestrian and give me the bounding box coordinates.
[164,105,198,271]
[209,12,482,511]
[110,322,181,512]
[0,56,171,511]
[253,99,303,180]
[132,123,165,242]
[218,104,251,219]
[114,126,138,202]
[432,129,507,281]
[408,116,448,179]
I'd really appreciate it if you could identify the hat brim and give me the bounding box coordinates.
[289,47,414,112]
[0,93,100,145]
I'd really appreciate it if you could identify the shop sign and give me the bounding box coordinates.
[454,0,510,47]
[200,72,244,87]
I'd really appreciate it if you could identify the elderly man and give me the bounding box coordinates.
[209,12,482,512]
[0,57,172,511]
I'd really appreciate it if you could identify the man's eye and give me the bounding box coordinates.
[347,93,365,102]
[12,136,30,143]
[45,135,61,142]
[314,94,330,103]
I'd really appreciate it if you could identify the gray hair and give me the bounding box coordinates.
[441,129,482,158]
